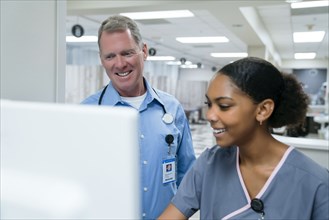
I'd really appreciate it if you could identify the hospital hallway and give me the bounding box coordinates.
[190,122,214,158]
[190,121,322,158]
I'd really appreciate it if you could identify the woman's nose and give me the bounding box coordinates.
[206,107,218,123]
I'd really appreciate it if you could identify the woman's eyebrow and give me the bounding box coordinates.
[205,95,233,102]
[215,96,233,101]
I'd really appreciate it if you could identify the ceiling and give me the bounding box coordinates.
[66,0,329,70]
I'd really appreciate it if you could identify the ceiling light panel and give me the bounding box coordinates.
[176,36,229,43]
[293,31,325,42]
[291,1,329,9]
[120,10,194,20]
[294,52,316,59]
[146,56,175,61]
[180,64,198,69]
[210,52,248,58]
[66,36,98,42]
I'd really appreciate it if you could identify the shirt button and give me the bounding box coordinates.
[142,213,146,217]
[140,134,144,139]
[143,187,148,191]
[143,160,148,165]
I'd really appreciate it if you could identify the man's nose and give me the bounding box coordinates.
[115,55,127,67]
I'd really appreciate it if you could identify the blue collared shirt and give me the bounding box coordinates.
[82,79,196,219]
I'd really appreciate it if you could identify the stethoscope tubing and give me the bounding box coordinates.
[97,84,173,124]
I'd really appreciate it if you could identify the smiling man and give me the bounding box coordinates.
[81,15,196,219]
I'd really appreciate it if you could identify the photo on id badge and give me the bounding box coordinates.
[163,158,176,184]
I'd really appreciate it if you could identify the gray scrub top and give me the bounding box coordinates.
[172,145,329,219]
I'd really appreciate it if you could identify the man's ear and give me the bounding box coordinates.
[256,99,275,125]
[142,43,148,60]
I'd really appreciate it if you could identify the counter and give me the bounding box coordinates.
[273,134,329,169]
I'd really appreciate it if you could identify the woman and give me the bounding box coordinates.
[158,57,328,219]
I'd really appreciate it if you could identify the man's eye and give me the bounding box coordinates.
[123,51,136,57]
[105,55,115,60]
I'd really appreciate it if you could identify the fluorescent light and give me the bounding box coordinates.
[166,61,182,65]
[147,56,175,61]
[66,36,97,43]
[294,53,316,59]
[176,36,229,43]
[180,64,198,69]
[291,0,329,9]
[167,60,197,67]
[120,10,194,20]
[285,0,303,3]
[293,31,325,43]
[210,52,248,58]
[166,60,194,65]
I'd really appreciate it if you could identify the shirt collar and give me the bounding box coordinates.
[144,78,164,106]
[101,78,165,109]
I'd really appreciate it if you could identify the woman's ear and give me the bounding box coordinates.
[256,99,275,125]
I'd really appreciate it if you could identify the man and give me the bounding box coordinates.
[82,15,196,219]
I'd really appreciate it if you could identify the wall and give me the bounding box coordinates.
[179,67,215,82]
[0,0,66,102]
[177,67,215,120]
[293,68,327,104]
[273,135,329,169]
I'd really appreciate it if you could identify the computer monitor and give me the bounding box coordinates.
[0,99,140,219]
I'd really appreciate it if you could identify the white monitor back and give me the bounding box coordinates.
[0,100,140,219]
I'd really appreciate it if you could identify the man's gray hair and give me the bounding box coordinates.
[98,15,143,49]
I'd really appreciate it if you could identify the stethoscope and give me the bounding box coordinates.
[98,84,174,124]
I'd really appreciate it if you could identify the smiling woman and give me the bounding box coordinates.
[158,57,328,220]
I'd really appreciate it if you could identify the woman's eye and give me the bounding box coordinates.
[219,105,230,110]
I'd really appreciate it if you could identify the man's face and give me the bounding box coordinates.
[99,29,148,97]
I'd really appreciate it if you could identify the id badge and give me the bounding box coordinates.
[162,157,176,184]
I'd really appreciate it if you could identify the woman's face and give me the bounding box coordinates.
[205,73,259,147]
